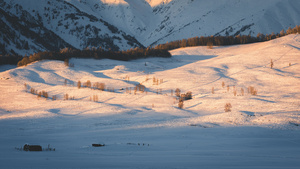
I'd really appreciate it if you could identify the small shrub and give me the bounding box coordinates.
[64,93,69,100]
[248,86,257,95]
[100,83,105,91]
[64,79,67,86]
[175,88,181,97]
[185,91,192,100]
[289,63,292,66]
[180,94,186,99]
[227,85,230,92]
[42,91,48,99]
[24,83,28,91]
[37,91,42,98]
[83,80,92,88]
[233,89,237,96]
[178,100,184,109]
[77,81,81,89]
[152,77,163,85]
[270,59,274,69]
[241,88,244,96]
[211,87,215,94]
[224,103,232,112]
[222,81,225,88]
[30,88,35,94]
[135,83,145,93]
[180,91,192,100]
[64,59,69,67]
[93,82,105,91]
[93,95,98,102]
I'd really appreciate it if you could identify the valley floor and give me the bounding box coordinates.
[0,35,300,168]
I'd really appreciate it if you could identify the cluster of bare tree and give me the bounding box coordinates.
[174,88,193,109]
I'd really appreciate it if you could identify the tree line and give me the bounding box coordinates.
[15,47,171,67]
[1,25,299,66]
[152,25,300,50]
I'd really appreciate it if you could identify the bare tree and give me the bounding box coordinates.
[222,81,225,88]
[178,99,184,109]
[64,79,67,86]
[248,86,258,95]
[175,88,181,97]
[77,81,81,89]
[270,59,274,69]
[224,103,232,112]
[64,93,69,100]
[64,59,69,67]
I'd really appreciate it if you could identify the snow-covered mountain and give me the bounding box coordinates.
[1,0,300,55]
[0,0,144,55]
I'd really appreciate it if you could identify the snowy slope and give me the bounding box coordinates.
[1,34,299,126]
[0,34,300,168]
[1,0,300,55]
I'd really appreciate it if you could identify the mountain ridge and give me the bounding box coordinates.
[1,0,300,55]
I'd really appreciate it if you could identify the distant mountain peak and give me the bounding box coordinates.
[145,0,173,7]
[100,0,128,5]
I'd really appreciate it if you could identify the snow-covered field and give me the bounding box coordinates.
[0,35,300,168]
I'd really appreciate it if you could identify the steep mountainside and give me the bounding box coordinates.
[0,0,143,55]
[1,0,300,55]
